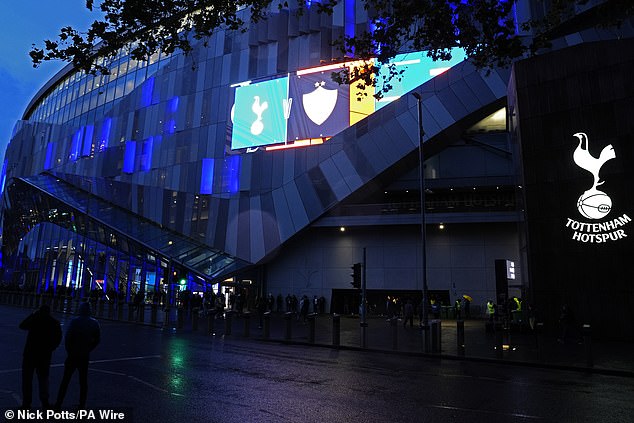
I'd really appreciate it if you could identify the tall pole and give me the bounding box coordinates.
[361,247,367,348]
[412,92,430,352]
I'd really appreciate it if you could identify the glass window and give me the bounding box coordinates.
[118,61,128,76]
[124,73,135,95]
[148,51,160,65]
[85,76,94,93]
[105,82,116,103]
[89,91,98,109]
[115,79,125,99]
[78,80,86,97]
[97,90,106,107]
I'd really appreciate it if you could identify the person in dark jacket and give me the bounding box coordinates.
[20,304,62,409]
[54,302,101,410]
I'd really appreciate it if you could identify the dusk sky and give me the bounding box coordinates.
[0,0,97,165]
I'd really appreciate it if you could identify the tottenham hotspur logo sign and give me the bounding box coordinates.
[565,132,630,243]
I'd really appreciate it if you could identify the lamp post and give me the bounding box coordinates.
[412,92,430,352]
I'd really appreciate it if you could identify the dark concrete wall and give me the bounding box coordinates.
[511,39,634,339]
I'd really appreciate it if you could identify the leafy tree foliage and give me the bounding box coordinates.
[29,0,633,97]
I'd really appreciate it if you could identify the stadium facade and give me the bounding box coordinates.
[1,1,633,338]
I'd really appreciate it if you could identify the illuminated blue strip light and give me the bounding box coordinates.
[82,125,94,157]
[44,143,56,170]
[200,158,215,194]
[345,0,355,45]
[69,129,83,161]
[123,141,137,174]
[0,159,7,193]
[141,77,155,107]
[164,96,179,134]
[99,118,112,152]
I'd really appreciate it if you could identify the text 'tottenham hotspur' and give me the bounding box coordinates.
[565,214,631,243]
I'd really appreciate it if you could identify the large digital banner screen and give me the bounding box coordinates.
[375,50,466,110]
[287,71,351,141]
[231,77,290,150]
[229,49,466,151]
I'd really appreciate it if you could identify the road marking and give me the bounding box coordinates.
[0,355,161,374]
[90,355,161,364]
[429,404,542,420]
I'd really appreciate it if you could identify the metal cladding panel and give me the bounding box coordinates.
[296,171,324,221]
[260,192,281,255]
[371,125,407,165]
[282,180,310,232]
[381,117,417,152]
[319,157,352,201]
[355,132,388,174]
[271,187,296,243]
[224,197,240,257]
[249,196,267,262]
[449,79,483,113]
[422,95,456,132]
[436,87,470,121]
[463,71,498,108]
[331,149,364,193]
[235,195,252,260]
[481,68,510,99]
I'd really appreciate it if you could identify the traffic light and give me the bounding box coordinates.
[350,263,361,289]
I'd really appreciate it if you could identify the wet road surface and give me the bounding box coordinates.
[1,307,633,422]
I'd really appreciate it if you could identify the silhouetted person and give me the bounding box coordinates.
[20,304,62,409]
[54,302,101,410]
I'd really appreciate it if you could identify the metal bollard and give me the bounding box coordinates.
[263,312,271,339]
[224,311,233,335]
[457,320,465,356]
[390,317,398,350]
[108,302,115,319]
[98,300,104,318]
[332,314,340,346]
[139,303,146,323]
[308,313,317,344]
[177,307,184,329]
[192,308,199,331]
[128,304,135,321]
[421,323,430,353]
[242,312,251,337]
[117,302,124,320]
[431,320,441,353]
[283,312,293,340]
[495,322,504,359]
[583,324,593,367]
[164,308,172,328]
[151,304,158,324]
[207,312,215,334]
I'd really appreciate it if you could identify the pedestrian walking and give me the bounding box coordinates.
[20,304,62,409]
[54,302,101,410]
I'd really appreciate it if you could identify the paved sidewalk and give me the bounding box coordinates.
[256,313,634,377]
[2,292,632,377]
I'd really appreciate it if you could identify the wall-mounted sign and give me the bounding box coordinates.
[565,132,630,243]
